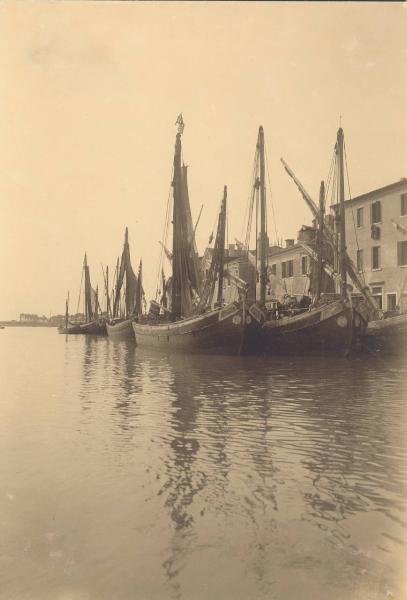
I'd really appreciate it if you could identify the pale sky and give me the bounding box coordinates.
[0,1,406,319]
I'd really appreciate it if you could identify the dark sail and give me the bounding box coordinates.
[83,253,94,322]
[112,228,138,319]
[197,186,227,312]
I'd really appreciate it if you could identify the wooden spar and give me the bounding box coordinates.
[65,291,69,329]
[83,253,90,322]
[337,128,347,299]
[135,260,143,316]
[280,158,319,216]
[257,126,268,306]
[316,181,325,301]
[106,266,111,318]
[216,187,227,306]
[193,204,204,238]
[95,285,99,319]
[280,156,379,315]
[171,131,183,320]
[112,256,120,318]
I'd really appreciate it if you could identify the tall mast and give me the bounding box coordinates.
[171,117,184,320]
[315,181,325,301]
[65,291,69,329]
[135,259,143,316]
[256,126,268,305]
[95,285,99,320]
[216,186,227,306]
[337,127,347,299]
[105,266,111,318]
[83,253,89,322]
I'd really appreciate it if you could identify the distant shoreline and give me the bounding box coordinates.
[0,322,59,328]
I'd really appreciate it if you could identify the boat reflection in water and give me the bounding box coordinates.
[2,328,406,600]
[108,347,406,600]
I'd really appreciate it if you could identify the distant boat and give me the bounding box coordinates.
[106,228,143,339]
[133,117,245,355]
[59,254,106,335]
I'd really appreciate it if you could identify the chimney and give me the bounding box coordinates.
[285,239,295,248]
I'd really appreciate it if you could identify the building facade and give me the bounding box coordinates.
[337,178,407,313]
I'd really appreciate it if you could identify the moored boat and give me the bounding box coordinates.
[364,312,407,355]
[106,229,143,339]
[58,255,106,335]
[262,298,353,355]
[238,125,355,355]
[271,126,375,355]
[133,116,245,355]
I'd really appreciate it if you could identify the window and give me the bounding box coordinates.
[371,224,381,240]
[356,249,364,272]
[371,286,383,310]
[371,200,381,224]
[387,293,397,311]
[287,260,293,277]
[281,260,294,278]
[398,241,407,266]
[372,246,381,270]
[301,256,308,275]
[356,207,364,228]
[270,264,277,276]
[401,193,407,217]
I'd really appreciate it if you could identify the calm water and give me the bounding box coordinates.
[1,328,406,600]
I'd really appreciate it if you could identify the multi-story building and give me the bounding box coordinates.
[334,178,407,313]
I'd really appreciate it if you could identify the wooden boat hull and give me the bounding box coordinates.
[58,323,85,335]
[132,303,244,355]
[106,319,135,339]
[364,313,407,355]
[79,320,107,335]
[59,320,106,335]
[261,299,354,356]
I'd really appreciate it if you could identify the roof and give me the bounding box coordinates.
[331,178,407,208]
[268,243,303,258]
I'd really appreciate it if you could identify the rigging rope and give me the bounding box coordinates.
[265,144,279,246]
[344,140,366,286]
[155,182,172,301]
[75,267,84,318]
[242,148,259,252]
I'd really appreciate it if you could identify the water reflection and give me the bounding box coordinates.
[58,337,407,598]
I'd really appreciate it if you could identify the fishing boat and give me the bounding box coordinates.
[132,117,245,355]
[364,312,407,355]
[259,126,366,355]
[106,228,143,339]
[59,254,106,335]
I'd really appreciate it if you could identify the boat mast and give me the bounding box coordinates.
[337,127,347,299]
[257,126,268,306]
[171,117,184,320]
[315,181,325,301]
[83,253,89,322]
[105,266,111,318]
[65,291,69,329]
[216,186,227,306]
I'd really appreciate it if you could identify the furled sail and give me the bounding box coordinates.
[113,228,138,318]
[197,187,227,312]
[170,127,203,318]
[83,254,94,322]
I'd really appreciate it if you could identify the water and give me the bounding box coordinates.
[1,328,406,600]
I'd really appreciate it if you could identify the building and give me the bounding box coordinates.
[333,178,407,313]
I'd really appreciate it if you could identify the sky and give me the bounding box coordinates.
[0,1,406,320]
